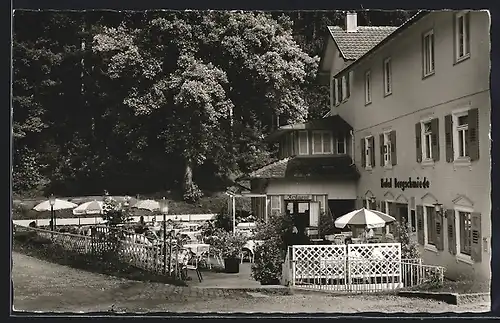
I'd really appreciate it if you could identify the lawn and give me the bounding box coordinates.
[416,279,491,294]
[12,192,251,220]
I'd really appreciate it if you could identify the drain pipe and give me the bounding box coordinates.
[350,129,355,166]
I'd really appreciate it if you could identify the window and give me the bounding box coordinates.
[423,30,435,76]
[336,77,343,104]
[336,135,346,154]
[425,206,436,246]
[422,121,433,160]
[343,73,351,100]
[455,113,469,159]
[365,136,373,168]
[312,131,333,155]
[298,131,309,155]
[383,132,392,167]
[455,11,470,62]
[458,211,472,256]
[383,57,392,96]
[269,195,281,215]
[365,70,372,104]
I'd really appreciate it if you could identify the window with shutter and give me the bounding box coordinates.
[424,205,436,247]
[379,133,384,166]
[452,108,479,162]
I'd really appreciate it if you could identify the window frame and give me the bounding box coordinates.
[383,57,392,96]
[383,131,392,168]
[311,130,334,155]
[336,135,347,155]
[269,195,282,214]
[365,70,372,105]
[422,29,435,77]
[453,111,469,160]
[454,204,474,264]
[421,120,433,162]
[336,77,343,105]
[455,11,471,63]
[452,108,471,162]
[298,130,309,156]
[423,203,438,252]
[364,136,373,169]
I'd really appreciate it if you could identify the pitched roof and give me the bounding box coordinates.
[328,26,398,60]
[333,11,430,77]
[242,155,360,180]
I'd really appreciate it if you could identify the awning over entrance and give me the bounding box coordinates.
[266,115,353,142]
[240,155,360,181]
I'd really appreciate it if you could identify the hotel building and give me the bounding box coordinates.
[242,10,491,282]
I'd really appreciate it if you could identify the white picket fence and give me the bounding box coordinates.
[288,243,444,293]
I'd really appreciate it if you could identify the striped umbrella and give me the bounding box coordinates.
[334,208,396,229]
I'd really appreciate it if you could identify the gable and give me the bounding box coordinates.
[452,194,474,208]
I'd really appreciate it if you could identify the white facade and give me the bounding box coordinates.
[325,11,491,282]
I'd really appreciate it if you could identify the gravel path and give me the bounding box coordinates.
[12,251,490,314]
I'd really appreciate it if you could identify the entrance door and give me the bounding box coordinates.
[286,200,310,236]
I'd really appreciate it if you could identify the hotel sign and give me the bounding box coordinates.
[284,194,312,200]
[380,177,430,191]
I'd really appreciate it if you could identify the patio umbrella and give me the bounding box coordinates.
[132,199,160,212]
[33,198,78,227]
[72,200,104,225]
[33,199,78,212]
[334,208,396,229]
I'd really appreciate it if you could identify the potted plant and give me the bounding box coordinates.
[212,228,248,273]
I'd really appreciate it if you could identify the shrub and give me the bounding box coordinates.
[183,183,204,203]
[206,228,248,259]
[396,218,421,260]
[214,204,232,232]
[251,237,283,285]
[319,211,336,238]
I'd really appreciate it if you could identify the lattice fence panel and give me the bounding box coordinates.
[347,243,401,286]
[293,245,346,281]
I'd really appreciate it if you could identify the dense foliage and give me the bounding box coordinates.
[12,10,415,200]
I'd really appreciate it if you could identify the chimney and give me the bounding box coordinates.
[345,11,358,33]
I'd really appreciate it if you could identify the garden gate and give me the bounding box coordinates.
[290,243,403,292]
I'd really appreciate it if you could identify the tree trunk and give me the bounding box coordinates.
[182,157,194,194]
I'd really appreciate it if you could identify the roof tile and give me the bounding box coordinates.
[328,26,398,60]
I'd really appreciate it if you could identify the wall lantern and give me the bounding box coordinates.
[369,196,376,203]
[434,202,445,217]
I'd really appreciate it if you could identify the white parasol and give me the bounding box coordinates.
[132,199,160,212]
[334,208,396,229]
[72,200,104,225]
[33,199,78,212]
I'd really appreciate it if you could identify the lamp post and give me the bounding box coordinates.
[159,197,169,276]
[49,194,56,231]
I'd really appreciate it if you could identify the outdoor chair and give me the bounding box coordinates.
[181,250,203,282]
[240,247,254,264]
